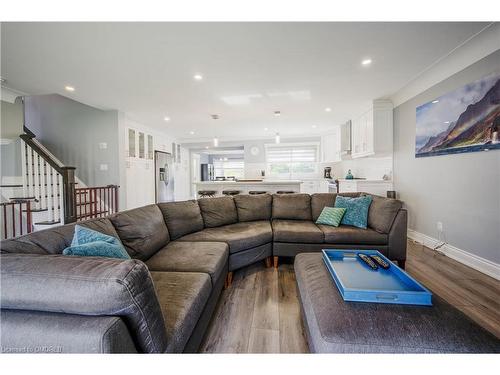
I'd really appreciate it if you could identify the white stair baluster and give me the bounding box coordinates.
[49,166,56,222]
[57,173,63,223]
[40,160,47,210]
[21,140,28,199]
[26,146,33,199]
[33,154,40,210]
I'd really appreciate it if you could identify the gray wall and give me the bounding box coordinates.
[24,94,120,187]
[0,99,24,177]
[394,50,500,263]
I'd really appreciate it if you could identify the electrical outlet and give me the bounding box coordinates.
[437,221,443,232]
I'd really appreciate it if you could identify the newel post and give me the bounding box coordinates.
[61,166,77,224]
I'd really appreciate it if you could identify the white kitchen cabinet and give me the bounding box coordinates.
[300,179,330,194]
[351,100,392,159]
[338,179,393,196]
[321,125,341,163]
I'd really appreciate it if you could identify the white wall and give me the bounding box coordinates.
[117,114,190,210]
[392,48,500,264]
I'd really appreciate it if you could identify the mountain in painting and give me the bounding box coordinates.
[417,77,500,154]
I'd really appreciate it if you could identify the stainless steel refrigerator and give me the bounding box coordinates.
[155,151,174,202]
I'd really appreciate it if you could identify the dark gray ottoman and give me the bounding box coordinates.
[294,253,500,353]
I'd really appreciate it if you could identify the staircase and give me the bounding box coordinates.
[0,101,120,239]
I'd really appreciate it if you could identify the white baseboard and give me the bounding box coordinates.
[408,229,500,281]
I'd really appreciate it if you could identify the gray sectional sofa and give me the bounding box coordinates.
[0,193,407,353]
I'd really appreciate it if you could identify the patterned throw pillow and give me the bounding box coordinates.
[315,207,346,227]
[334,195,373,229]
[63,225,130,259]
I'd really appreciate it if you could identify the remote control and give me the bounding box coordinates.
[357,253,378,270]
[370,255,391,270]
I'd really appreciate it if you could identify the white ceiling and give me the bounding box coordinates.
[0,22,491,142]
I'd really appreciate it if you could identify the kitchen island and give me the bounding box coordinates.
[193,180,302,197]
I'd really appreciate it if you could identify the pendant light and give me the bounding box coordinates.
[275,132,280,144]
[213,137,219,147]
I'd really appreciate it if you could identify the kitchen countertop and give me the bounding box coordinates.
[336,179,393,183]
[194,180,303,185]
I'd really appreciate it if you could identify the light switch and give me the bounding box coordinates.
[99,164,108,171]
[99,142,107,149]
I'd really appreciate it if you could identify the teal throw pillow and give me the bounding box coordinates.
[334,195,373,229]
[63,225,130,259]
[316,207,346,227]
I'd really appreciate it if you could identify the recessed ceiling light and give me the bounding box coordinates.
[312,125,317,129]
[65,85,75,92]
[432,100,439,104]
[205,146,209,149]
[164,116,171,122]
[325,107,332,112]
[189,131,195,135]
[264,127,269,131]
[444,121,450,124]
[213,137,219,147]
[274,111,281,117]
[361,58,372,66]
[193,74,203,81]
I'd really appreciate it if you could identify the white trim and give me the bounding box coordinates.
[391,23,500,107]
[408,229,500,281]
[1,86,27,103]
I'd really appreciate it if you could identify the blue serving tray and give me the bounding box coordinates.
[322,249,432,306]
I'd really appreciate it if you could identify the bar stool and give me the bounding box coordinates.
[249,191,267,195]
[198,190,217,198]
[276,190,295,194]
[222,190,241,196]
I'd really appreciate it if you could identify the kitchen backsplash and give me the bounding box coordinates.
[323,156,393,180]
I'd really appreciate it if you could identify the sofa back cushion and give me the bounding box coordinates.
[109,204,170,260]
[233,194,272,222]
[1,253,168,353]
[311,193,337,222]
[0,217,120,255]
[158,200,205,240]
[198,196,238,228]
[367,195,403,234]
[272,193,312,221]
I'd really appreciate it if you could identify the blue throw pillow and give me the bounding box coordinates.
[334,195,373,229]
[63,225,130,259]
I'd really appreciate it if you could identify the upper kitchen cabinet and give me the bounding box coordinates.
[321,125,341,163]
[351,100,393,159]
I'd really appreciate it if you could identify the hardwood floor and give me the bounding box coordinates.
[200,241,500,353]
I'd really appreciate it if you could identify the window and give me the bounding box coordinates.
[265,143,319,179]
[213,158,245,179]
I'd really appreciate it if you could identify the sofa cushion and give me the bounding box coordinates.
[0,217,120,255]
[335,195,373,229]
[178,221,272,254]
[109,204,170,260]
[272,219,324,243]
[367,195,403,234]
[233,194,272,222]
[272,193,312,221]
[146,241,228,286]
[318,224,387,245]
[158,200,204,240]
[151,271,212,353]
[311,193,336,222]
[198,196,238,228]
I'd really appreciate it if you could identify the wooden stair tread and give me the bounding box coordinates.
[34,220,61,225]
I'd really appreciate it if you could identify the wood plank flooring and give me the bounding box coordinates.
[200,241,499,353]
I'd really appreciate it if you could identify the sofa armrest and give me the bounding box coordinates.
[387,209,408,262]
[1,309,137,353]
[1,253,167,353]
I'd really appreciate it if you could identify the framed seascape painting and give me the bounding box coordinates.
[415,70,500,158]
